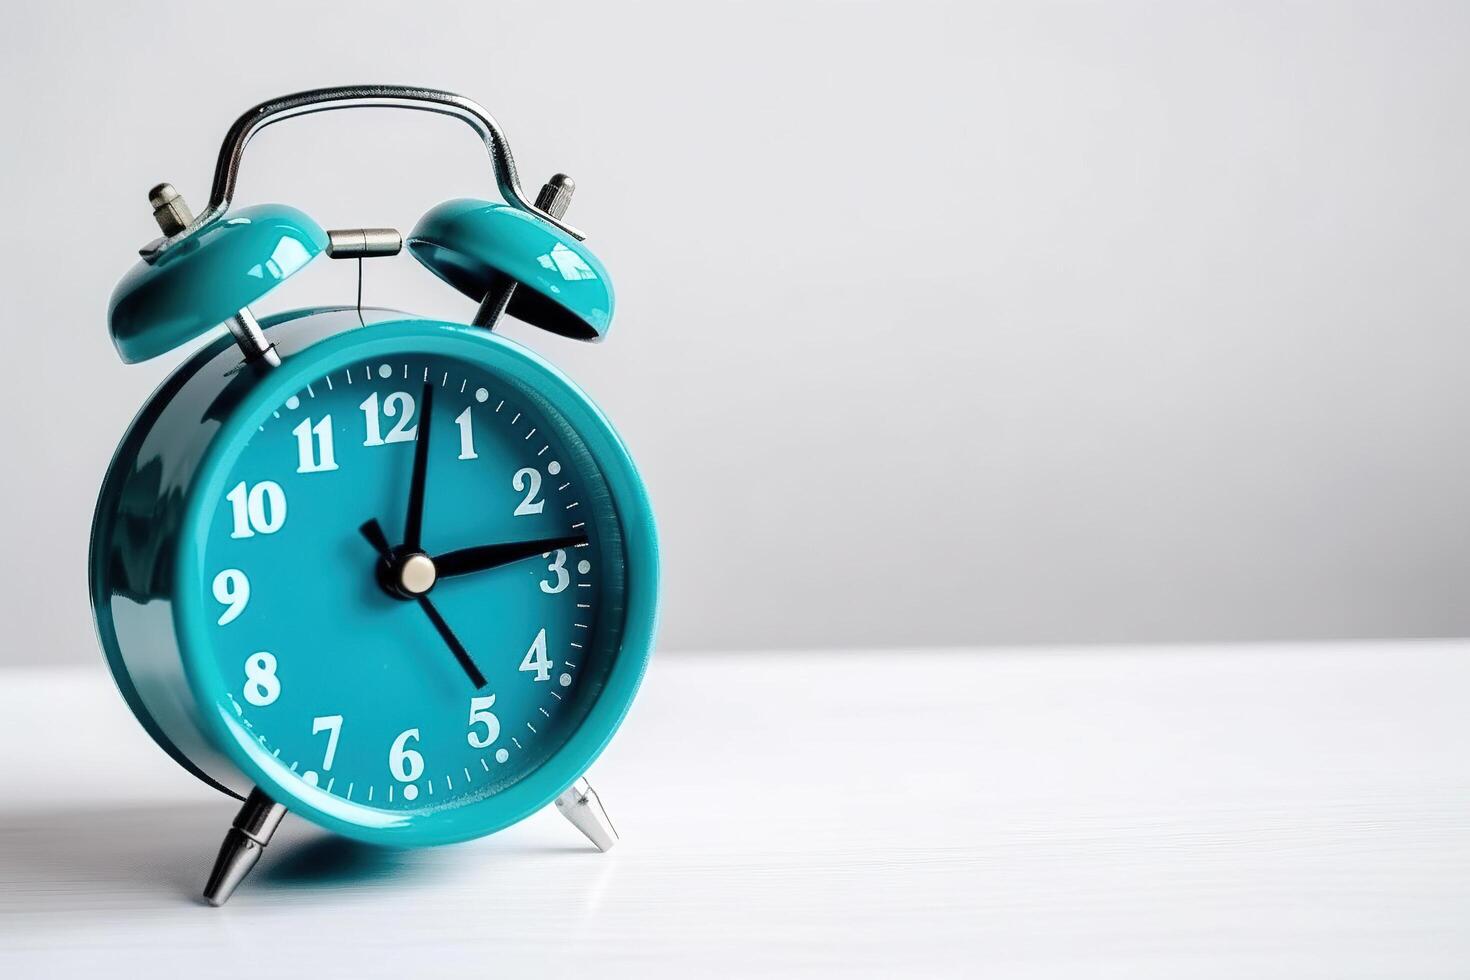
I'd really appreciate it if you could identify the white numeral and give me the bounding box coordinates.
[212,568,250,625]
[226,480,286,538]
[455,406,478,460]
[243,651,280,706]
[292,415,339,473]
[389,728,424,782]
[540,550,569,594]
[513,467,544,516]
[519,628,552,682]
[466,695,500,748]
[312,714,343,771]
[360,391,417,446]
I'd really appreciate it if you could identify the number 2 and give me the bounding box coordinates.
[513,468,544,515]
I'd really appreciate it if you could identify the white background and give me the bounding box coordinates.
[4,0,1470,665]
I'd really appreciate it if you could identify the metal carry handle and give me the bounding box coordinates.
[144,84,583,257]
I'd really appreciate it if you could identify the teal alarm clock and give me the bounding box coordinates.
[90,86,659,906]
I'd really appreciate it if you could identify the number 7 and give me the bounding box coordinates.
[312,714,343,771]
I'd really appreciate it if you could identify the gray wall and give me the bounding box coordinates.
[4,1,1469,666]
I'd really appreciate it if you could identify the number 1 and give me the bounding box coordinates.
[455,407,477,460]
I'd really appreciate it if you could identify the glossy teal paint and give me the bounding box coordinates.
[408,199,615,341]
[107,205,327,363]
[92,310,659,844]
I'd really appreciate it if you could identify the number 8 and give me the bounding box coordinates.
[243,651,280,706]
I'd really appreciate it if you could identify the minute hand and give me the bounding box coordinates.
[432,534,588,579]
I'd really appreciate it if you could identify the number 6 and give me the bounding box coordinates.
[389,728,424,782]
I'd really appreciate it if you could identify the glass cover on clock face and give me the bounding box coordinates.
[196,353,625,812]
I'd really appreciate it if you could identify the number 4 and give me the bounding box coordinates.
[520,628,553,682]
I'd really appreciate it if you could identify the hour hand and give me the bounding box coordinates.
[359,518,392,557]
[432,534,588,579]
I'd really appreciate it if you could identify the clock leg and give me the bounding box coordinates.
[554,776,618,852]
[202,787,287,906]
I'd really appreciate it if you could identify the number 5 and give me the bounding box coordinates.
[466,695,500,748]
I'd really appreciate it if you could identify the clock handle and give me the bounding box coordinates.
[142,85,582,260]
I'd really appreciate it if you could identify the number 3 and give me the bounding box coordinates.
[540,550,569,594]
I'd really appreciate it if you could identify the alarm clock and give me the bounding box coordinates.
[90,86,659,906]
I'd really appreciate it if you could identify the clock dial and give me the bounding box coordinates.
[196,353,625,811]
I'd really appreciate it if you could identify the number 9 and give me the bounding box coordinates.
[212,568,250,625]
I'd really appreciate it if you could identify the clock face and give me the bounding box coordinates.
[193,351,627,818]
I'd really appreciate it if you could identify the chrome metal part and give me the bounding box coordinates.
[326,227,403,259]
[554,776,618,852]
[470,274,518,329]
[227,308,281,367]
[534,173,575,221]
[202,787,287,906]
[149,182,194,236]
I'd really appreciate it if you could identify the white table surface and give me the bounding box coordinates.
[2,643,1467,978]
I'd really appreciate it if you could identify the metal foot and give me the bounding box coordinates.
[202,788,287,906]
[554,776,618,852]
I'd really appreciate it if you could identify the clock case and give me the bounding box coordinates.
[91,311,659,844]
[89,87,658,897]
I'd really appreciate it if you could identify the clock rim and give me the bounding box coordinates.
[171,318,659,845]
